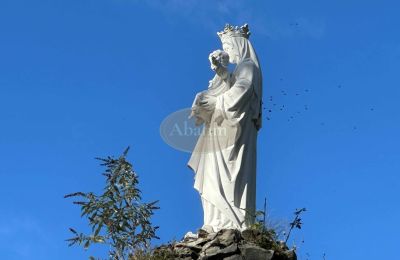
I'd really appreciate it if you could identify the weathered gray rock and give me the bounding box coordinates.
[204,246,220,256]
[200,244,238,260]
[272,249,297,260]
[239,244,274,260]
[174,246,194,257]
[224,255,244,260]
[202,237,221,251]
[219,243,238,255]
[206,232,218,241]
[198,228,210,238]
[241,228,261,242]
[218,229,241,246]
[185,237,209,248]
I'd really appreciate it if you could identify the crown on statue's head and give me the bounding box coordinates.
[217,23,251,40]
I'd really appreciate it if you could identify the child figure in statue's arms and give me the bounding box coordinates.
[190,50,231,126]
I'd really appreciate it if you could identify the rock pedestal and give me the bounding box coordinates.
[153,229,297,260]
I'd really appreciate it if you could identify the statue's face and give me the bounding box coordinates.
[222,39,239,64]
[219,51,230,67]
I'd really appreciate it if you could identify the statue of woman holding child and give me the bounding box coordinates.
[188,24,263,232]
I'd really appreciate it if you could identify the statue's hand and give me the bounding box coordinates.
[199,94,216,111]
[215,112,224,126]
[215,65,229,80]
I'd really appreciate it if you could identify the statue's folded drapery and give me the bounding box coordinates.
[188,34,262,231]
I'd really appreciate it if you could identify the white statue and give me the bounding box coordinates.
[188,24,263,232]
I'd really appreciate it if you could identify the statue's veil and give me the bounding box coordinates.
[230,36,263,129]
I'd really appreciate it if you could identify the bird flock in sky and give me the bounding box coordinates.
[263,82,375,131]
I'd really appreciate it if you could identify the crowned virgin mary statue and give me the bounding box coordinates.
[188,24,263,232]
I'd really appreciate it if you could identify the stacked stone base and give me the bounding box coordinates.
[153,229,297,260]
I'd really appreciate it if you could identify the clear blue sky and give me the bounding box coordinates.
[1,0,399,259]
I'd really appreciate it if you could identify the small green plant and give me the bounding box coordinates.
[65,148,159,260]
[248,199,306,254]
[285,208,306,243]
[247,198,281,251]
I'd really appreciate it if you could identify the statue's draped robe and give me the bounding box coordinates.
[188,38,262,232]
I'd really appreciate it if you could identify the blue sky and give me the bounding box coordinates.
[1,0,399,259]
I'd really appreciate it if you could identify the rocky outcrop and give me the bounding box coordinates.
[152,229,297,260]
